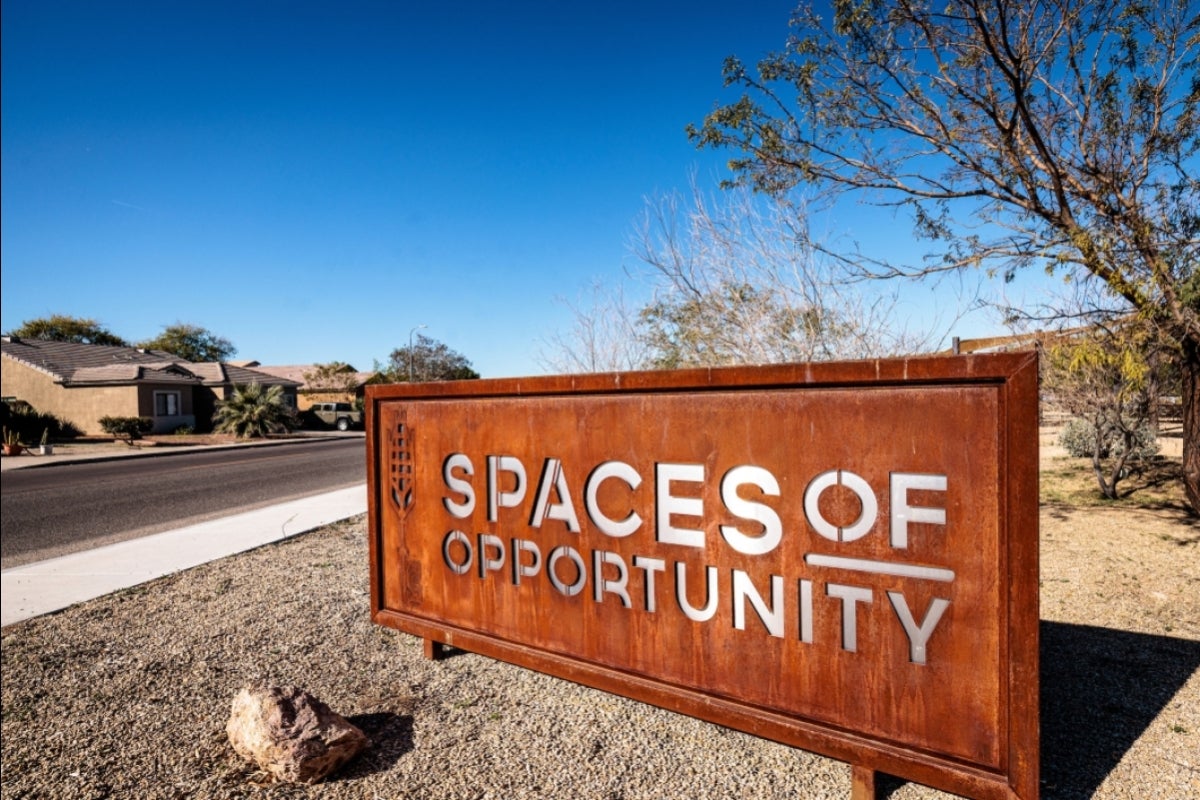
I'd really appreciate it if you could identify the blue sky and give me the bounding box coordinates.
[2,0,1005,377]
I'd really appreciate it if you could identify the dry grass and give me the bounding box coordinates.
[1040,455,1188,510]
[1038,420,1191,513]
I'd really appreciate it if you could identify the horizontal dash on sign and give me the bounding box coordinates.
[803,554,955,583]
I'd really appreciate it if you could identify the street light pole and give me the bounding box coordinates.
[408,324,427,382]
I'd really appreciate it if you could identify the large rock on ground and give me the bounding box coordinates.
[226,685,368,784]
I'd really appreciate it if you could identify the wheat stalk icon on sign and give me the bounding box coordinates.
[390,415,414,514]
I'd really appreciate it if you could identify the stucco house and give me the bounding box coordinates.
[1,337,300,434]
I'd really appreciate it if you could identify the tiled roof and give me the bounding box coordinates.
[254,364,377,390]
[1,338,194,385]
[222,364,301,388]
[182,362,227,383]
[0,337,298,388]
[72,365,199,385]
[69,364,144,381]
[250,364,311,383]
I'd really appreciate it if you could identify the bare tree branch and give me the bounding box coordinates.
[689,0,1200,509]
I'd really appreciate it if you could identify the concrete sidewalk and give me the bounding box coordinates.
[1,435,368,626]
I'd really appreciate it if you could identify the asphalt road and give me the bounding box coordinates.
[0,438,366,568]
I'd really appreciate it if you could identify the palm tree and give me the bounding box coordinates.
[212,383,296,439]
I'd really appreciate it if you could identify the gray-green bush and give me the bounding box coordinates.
[1059,418,1159,460]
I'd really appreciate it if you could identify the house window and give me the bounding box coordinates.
[154,391,181,417]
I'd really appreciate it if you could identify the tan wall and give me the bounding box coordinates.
[1,357,142,434]
[298,390,356,410]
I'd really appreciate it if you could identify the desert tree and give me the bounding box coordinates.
[630,181,930,368]
[138,323,236,362]
[8,315,128,346]
[542,180,932,373]
[303,361,363,396]
[386,334,480,382]
[689,0,1199,510]
[1043,322,1160,500]
[538,281,648,374]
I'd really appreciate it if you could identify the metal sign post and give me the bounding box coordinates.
[367,353,1040,800]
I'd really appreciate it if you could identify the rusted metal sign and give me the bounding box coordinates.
[367,353,1039,800]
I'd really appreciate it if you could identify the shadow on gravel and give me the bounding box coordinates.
[338,711,414,779]
[1039,621,1200,799]
[430,644,473,661]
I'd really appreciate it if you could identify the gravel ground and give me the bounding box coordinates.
[2,503,1197,799]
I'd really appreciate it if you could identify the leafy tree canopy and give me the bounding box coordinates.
[387,334,479,382]
[690,0,1199,509]
[690,0,1197,322]
[8,315,128,346]
[138,323,236,363]
[1043,323,1162,499]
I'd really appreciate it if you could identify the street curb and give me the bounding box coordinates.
[1,484,368,627]
[0,432,363,472]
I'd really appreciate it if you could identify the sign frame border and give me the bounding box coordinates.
[366,352,1039,800]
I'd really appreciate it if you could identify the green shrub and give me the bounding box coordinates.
[99,416,154,443]
[213,383,297,439]
[1059,417,1159,460]
[0,400,81,442]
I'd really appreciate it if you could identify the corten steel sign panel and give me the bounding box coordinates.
[367,353,1039,800]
